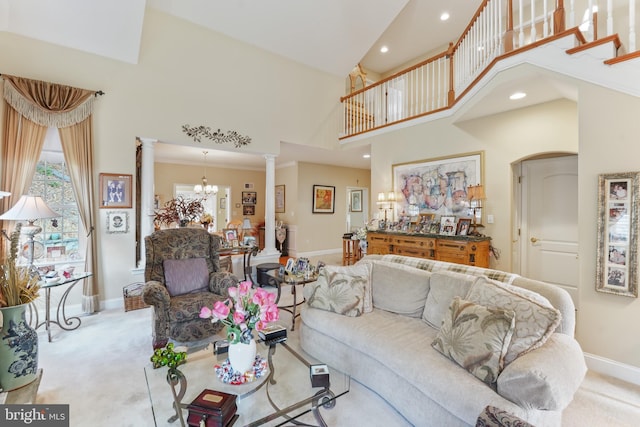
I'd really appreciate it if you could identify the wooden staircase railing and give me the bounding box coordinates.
[340,0,639,140]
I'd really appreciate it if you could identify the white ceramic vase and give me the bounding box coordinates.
[228,339,256,374]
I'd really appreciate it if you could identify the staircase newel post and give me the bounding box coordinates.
[447,43,455,107]
[554,0,566,34]
[503,0,514,53]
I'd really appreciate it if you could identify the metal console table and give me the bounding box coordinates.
[31,272,93,342]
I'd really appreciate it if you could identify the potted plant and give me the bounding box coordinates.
[0,223,40,391]
[154,196,204,228]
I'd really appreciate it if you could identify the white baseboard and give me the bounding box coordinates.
[584,352,640,386]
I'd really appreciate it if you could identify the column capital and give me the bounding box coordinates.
[138,137,157,146]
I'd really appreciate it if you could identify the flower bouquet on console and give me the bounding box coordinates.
[200,281,279,382]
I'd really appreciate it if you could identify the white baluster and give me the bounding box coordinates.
[544,0,549,37]
[531,0,537,42]
[630,0,636,51]
[498,0,504,54]
[570,0,576,28]
[588,0,594,41]
[606,0,613,36]
[519,0,525,47]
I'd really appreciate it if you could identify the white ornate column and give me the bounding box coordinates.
[138,137,156,268]
[261,154,279,256]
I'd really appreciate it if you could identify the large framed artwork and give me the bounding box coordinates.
[99,173,133,208]
[392,152,483,218]
[312,185,335,214]
[596,172,639,298]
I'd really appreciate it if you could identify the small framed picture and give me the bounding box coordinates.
[223,228,238,243]
[242,191,257,205]
[440,216,457,236]
[47,246,65,258]
[285,257,296,273]
[243,236,257,247]
[457,218,472,236]
[350,190,363,212]
[243,205,255,216]
[99,173,133,208]
[313,185,335,214]
[106,211,129,234]
[275,185,285,213]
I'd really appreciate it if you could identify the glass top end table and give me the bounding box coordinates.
[144,337,350,427]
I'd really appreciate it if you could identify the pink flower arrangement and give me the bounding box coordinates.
[200,281,279,344]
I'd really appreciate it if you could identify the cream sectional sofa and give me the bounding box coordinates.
[300,255,586,426]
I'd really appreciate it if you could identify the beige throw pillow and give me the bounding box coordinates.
[466,276,562,365]
[371,261,431,318]
[306,265,369,317]
[432,297,516,385]
[422,271,478,329]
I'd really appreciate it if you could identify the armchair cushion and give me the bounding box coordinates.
[163,258,210,296]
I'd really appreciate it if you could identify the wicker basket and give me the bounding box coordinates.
[123,282,149,312]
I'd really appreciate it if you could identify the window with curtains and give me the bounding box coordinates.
[24,128,84,265]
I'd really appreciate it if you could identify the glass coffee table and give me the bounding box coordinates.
[144,338,350,427]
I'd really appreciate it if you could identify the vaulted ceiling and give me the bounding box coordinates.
[0,0,480,77]
[2,1,576,170]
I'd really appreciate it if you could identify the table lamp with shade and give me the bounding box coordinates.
[241,217,253,243]
[466,184,486,236]
[0,195,60,268]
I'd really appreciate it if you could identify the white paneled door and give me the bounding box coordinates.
[519,155,579,306]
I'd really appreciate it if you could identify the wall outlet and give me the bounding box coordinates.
[487,214,494,224]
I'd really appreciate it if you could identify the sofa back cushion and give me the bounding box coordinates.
[163,258,210,296]
[306,264,370,317]
[466,276,562,365]
[432,297,516,385]
[371,261,431,318]
[422,271,478,329]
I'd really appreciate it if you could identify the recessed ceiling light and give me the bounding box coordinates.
[380,45,389,53]
[363,154,371,159]
[440,12,450,21]
[510,92,527,100]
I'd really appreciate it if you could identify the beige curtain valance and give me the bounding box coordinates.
[2,75,95,128]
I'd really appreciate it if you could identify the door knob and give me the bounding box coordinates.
[530,237,538,243]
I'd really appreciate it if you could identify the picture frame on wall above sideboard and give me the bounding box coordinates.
[312,185,335,214]
[596,171,639,298]
[392,151,483,219]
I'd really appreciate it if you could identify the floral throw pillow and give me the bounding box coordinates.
[306,267,367,317]
[465,276,562,365]
[432,297,516,385]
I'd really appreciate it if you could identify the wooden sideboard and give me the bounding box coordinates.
[367,231,491,268]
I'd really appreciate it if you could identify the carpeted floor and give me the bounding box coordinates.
[35,302,640,426]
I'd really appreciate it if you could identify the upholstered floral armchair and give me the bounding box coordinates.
[142,228,238,349]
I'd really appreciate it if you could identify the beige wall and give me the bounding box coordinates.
[154,162,267,226]
[275,164,298,225]
[277,162,370,254]
[0,8,346,304]
[577,83,640,368]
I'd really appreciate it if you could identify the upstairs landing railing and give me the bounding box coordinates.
[340,0,639,139]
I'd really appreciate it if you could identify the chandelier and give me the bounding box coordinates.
[194,151,218,197]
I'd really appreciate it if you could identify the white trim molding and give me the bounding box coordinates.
[584,352,640,387]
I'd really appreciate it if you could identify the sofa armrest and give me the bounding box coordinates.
[497,333,587,410]
[209,271,239,295]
